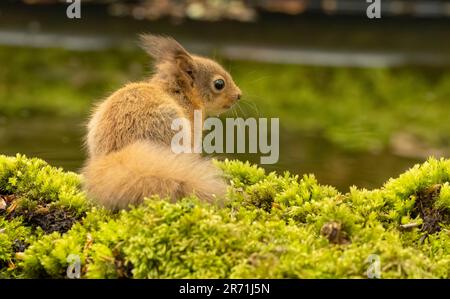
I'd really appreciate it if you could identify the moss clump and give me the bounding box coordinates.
[0,154,90,277]
[0,154,449,278]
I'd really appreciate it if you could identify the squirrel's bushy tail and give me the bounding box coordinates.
[81,141,227,210]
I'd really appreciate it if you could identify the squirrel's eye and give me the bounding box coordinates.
[214,79,225,91]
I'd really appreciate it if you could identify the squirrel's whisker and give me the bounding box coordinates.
[236,102,247,118]
[240,100,261,118]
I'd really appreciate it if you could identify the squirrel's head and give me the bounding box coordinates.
[140,34,242,115]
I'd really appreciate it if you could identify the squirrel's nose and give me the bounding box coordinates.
[236,93,242,100]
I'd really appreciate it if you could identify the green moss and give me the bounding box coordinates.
[0,154,88,213]
[437,183,450,210]
[0,154,449,278]
[0,217,34,278]
[0,154,91,277]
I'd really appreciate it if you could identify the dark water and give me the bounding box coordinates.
[0,117,422,192]
[1,3,450,67]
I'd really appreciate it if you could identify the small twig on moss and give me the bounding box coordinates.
[399,222,420,230]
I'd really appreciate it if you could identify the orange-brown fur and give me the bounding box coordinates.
[82,34,241,210]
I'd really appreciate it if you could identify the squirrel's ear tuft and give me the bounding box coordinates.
[139,34,191,62]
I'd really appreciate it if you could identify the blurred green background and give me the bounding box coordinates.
[0,1,449,191]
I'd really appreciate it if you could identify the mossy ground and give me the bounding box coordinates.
[0,154,449,278]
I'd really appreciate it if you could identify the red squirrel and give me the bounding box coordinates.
[82,34,242,210]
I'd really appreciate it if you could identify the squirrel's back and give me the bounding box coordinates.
[86,82,185,158]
